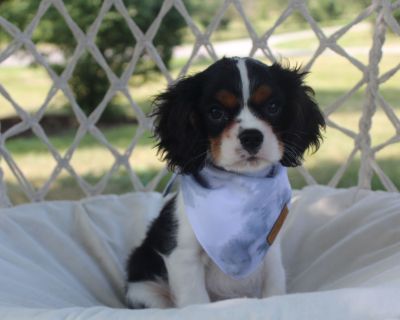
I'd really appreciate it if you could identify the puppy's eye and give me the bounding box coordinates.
[266,102,281,115]
[208,106,225,121]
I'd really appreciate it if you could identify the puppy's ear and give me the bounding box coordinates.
[151,73,207,174]
[270,63,326,167]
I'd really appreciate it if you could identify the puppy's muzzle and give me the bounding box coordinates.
[239,129,264,155]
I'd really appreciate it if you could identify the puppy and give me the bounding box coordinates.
[125,57,325,308]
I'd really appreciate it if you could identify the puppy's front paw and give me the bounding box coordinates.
[262,241,287,298]
[126,281,173,309]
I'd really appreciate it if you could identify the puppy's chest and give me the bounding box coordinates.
[203,256,264,300]
[175,191,265,300]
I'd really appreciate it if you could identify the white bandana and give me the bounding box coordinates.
[180,164,291,279]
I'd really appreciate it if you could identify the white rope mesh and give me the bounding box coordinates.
[0,0,399,206]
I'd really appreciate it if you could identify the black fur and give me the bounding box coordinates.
[151,57,325,173]
[151,72,208,174]
[126,196,177,283]
[267,62,325,167]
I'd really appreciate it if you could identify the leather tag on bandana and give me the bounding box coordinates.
[267,205,289,245]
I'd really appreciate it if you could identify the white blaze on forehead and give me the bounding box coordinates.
[236,58,250,105]
[235,58,262,129]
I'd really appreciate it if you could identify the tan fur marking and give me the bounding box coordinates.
[209,121,236,163]
[278,140,284,155]
[215,90,239,109]
[251,85,272,105]
[209,136,222,163]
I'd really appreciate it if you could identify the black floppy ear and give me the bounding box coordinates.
[151,73,207,174]
[270,63,326,167]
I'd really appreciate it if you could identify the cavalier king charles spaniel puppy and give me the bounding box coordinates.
[125,57,325,308]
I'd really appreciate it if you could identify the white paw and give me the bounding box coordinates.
[126,281,173,309]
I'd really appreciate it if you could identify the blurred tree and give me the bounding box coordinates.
[309,0,344,22]
[394,9,400,27]
[308,0,372,22]
[0,0,190,121]
[188,0,231,30]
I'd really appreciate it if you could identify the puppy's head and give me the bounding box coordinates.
[152,57,325,174]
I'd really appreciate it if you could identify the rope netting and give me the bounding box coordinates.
[0,0,399,206]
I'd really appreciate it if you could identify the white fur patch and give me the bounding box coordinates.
[236,58,250,103]
[126,280,172,308]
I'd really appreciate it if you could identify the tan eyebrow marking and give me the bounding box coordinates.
[250,85,272,105]
[215,90,239,108]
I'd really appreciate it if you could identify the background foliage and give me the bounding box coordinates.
[1,1,190,119]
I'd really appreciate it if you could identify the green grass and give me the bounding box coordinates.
[1,50,399,204]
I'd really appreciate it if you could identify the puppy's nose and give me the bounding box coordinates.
[238,129,264,154]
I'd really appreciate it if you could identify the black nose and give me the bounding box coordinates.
[238,129,264,154]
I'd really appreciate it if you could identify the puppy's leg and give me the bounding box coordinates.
[125,196,177,309]
[164,193,210,307]
[262,238,286,298]
[164,248,210,307]
[126,280,172,309]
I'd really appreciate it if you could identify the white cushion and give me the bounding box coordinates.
[0,186,399,319]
